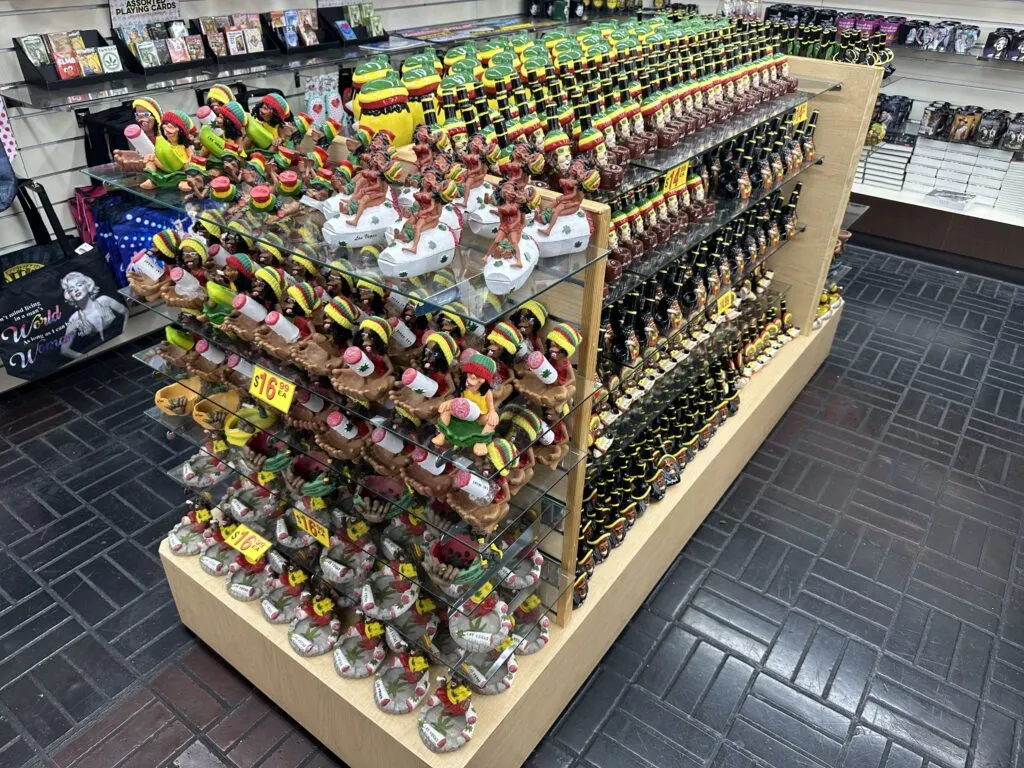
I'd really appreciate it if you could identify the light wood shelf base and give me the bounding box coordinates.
[159,312,840,768]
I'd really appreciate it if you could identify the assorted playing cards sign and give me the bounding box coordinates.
[110,0,179,26]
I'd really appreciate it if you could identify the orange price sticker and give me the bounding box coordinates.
[249,366,296,413]
[791,102,809,125]
[224,523,272,563]
[292,508,330,547]
[408,655,429,673]
[717,290,736,315]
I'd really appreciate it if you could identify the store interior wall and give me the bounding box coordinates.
[0,0,508,255]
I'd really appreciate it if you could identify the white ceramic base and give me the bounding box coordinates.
[523,209,592,258]
[482,235,539,296]
[322,201,402,248]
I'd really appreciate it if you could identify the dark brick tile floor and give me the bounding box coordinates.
[0,244,1022,767]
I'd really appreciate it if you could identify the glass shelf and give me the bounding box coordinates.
[602,230,801,370]
[127,292,591,485]
[590,283,792,479]
[630,78,840,174]
[396,15,589,44]
[86,165,605,329]
[155,405,563,621]
[588,165,666,206]
[139,344,580,555]
[604,156,823,308]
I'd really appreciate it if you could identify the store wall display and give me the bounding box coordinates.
[902,20,980,54]
[113,17,213,73]
[13,29,125,88]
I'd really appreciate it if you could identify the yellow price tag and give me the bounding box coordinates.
[287,570,307,586]
[224,523,272,563]
[312,597,333,616]
[398,563,417,579]
[212,440,228,453]
[194,508,211,523]
[469,581,494,604]
[347,521,369,540]
[408,655,429,673]
[520,594,542,612]
[292,508,330,546]
[364,620,384,637]
[449,683,472,704]
[717,291,735,315]
[308,496,326,511]
[792,102,808,125]
[249,366,296,413]
[416,597,436,614]
[661,160,690,195]
[257,470,276,486]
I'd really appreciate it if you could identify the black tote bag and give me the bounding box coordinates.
[0,179,128,381]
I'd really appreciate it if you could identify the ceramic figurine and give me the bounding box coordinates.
[534,405,570,469]
[418,676,477,753]
[421,534,488,597]
[373,652,431,714]
[363,428,411,477]
[433,353,498,457]
[289,589,342,657]
[333,613,388,678]
[524,159,597,258]
[461,639,517,695]
[481,181,539,295]
[321,517,377,583]
[510,592,550,654]
[245,94,292,153]
[391,330,459,421]
[114,97,161,172]
[254,282,321,362]
[199,520,237,576]
[330,316,395,403]
[501,544,544,591]
[314,410,370,462]
[127,228,177,301]
[167,495,213,555]
[445,438,513,533]
[378,173,460,279]
[322,151,402,247]
[140,110,195,191]
[386,596,441,654]
[362,560,419,621]
[514,321,580,409]
[482,321,522,404]
[260,565,309,623]
[448,584,512,653]
[292,294,359,376]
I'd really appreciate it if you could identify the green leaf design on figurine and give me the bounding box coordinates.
[358,363,371,374]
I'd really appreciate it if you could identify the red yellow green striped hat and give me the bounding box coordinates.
[226,220,253,248]
[383,160,404,184]
[487,438,516,476]
[151,229,180,261]
[161,110,194,137]
[210,175,237,202]
[546,321,582,355]
[275,170,302,197]
[217,101,247,133]
[328,260,356,291]
[308,147,328,170]
[184,156,207,175]
[425,331,457,366]
[131,97,161,123]
[309,168,333,190]
[261,93,291,122]
[179,235,207,260]
[487,321,522,355]
[254,266,286,300]
[356,278,385,298]
[273,146,298,169]
[197,210,225,238]
[257,232,285,261]
[335,159,355,182]
[294,112,313,136]
[501,403,543,440]
[543,127,571,154]
[518,299,548,327]
[248,185,278,215]
[206,84,235,105]
[246,154,268,178]
[286,282,320,315]
[360,316,392,345]
[439,303,467,336]
[225,253,254,279]
[577,126,604,154]
[324,295,359,329]
[322,119,342,143]
[461,353,496,385]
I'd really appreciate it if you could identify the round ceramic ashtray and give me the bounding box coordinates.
[448,590,512,653]
[373,653,430,713]
[332,619,388,678]
[361,562,420,621]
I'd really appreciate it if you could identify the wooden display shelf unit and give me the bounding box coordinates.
[159,57,879,768]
